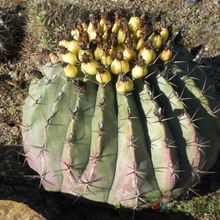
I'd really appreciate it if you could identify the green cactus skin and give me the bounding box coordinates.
[169,64,220,173]
[22,45,220,209]
[61,79,98,195]
[134,79,180,193]
[107,92,160,208]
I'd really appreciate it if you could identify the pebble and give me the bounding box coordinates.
[0,200,45,220]
[213,0,220,5]
[185,0,198,7]
[187,0,220,5]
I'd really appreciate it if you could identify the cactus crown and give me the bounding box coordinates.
[22,10,220,210]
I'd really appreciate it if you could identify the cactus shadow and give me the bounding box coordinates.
[201,55,220,95]
[0,145,197,220]
[168,45,220,199]
[195,152,220,196]
[171,47,220,197]
[194,54,220,195]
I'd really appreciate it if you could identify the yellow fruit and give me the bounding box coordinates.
[88,21,101,41]
[88,22,96,40]
[78,50,93,62]
[117,29,126,44]
[148,32,155,41]
[152,34,163,49]
[81,60,98,75]
[121,60,130,73]
[109,46,117,56]
[96,71,111,84]
[102,32,109,41]
[82,22,88,31]
[111,59,121,74]
[61,52,78,65]
[94,47,104,60]
[131,64,148,79]
[71,28,80,41]
[128,16,140,32]
[160,27,169,43]
[135,28,142,39]
[136,38,144,51]
[88,30,97,41]
[100,19,108,33]
[111,59,129,75]
[100,18,105,28]
[130,34,137,49]
[139,48,156,64]
[100,54,113,66]
[67,40,80,54]
[160,49,172,61]
[58,39,69,48]
[115,46,124,53]
[112,20,120,33]
[88,22,94,33]
[123,47,136,61]
[63,64,78,78]
[116,77,134,94]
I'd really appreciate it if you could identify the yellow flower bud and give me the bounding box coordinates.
[94,47,104,60]
[132,64,148,79]
[116,77,134,94]
[152,34,163,49]
[117,29,126,44]
[112,20,120,33]
[100,54,113,66]
[60,52,78,65]
[128,16,140,32]
[96,71,111,84]
[111,59,129,75]
[81,60,98,75]
[139,48,156,64]
[160,49,172,61]
[63,64,78,78]
[160,27,169,43]
[123,47,136,61]
[58,40,69,48]
[71,28,80,41]
[67,40,80,54]
[136,38,144,51]
[78,50,93,62]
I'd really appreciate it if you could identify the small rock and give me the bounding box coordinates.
[185,0,198,7]
[213,0,220,5]
[0,200,45,220]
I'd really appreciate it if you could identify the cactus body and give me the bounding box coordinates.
[22,11,220,209]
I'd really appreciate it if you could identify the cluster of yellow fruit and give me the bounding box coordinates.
[58,11,172,94]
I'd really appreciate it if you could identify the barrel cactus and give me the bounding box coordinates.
[22,10,220,209]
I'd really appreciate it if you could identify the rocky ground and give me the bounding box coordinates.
[0,0,220,219]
